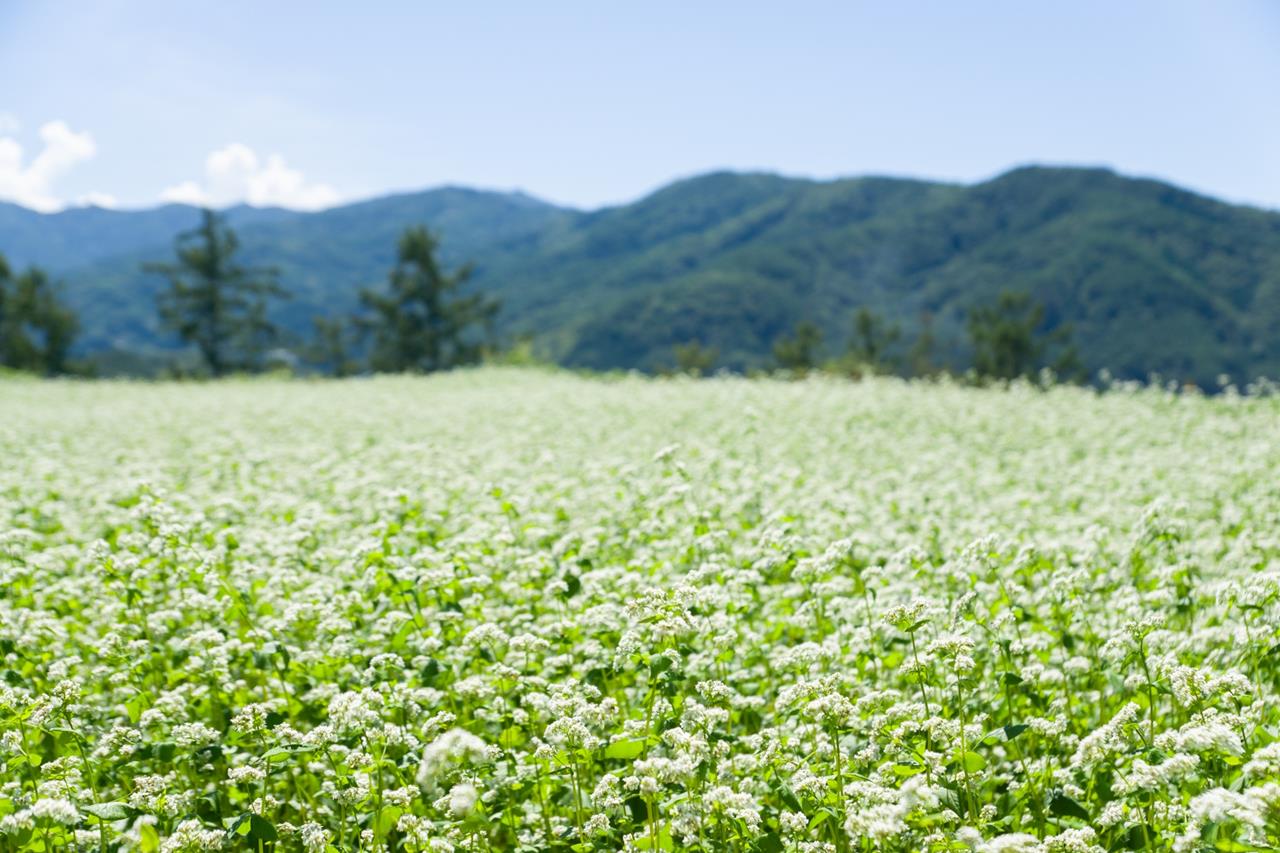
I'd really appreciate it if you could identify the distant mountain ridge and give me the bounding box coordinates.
[3,165,1280,384]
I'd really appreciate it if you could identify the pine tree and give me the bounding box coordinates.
[144,209,286,377]
[0,254,80,375]
[846,307,900,372]
[772,321,823,372]
[967,291,1077,381]
[359,226,499,373]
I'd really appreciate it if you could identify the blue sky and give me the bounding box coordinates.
[1,1,1277,212]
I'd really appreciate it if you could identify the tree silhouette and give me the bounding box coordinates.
[773,321,823,372]
[846,307,900,373]
[0,254,80,375]
[309,316,358,377]
[967,291,1078,381]
[144,209,286,377]
[358,226,499,373]
[672,341,718,376]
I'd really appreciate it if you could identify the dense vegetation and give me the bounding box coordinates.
[0,254,78,375]
[126,212,501,378]
[145,211,290,377]
[355,226,500,374]
[4,370,1280,851]
[4,166,1280,383]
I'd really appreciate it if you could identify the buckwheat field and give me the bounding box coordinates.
[4,369,1280,853]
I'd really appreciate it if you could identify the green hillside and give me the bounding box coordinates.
[0,201,298,270]
[4,166,1280,383]
[554,167,1280,381]
[48,188,574,354]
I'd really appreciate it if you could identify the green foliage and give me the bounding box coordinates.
[3,370,1280,851]
[0,252,79,375]
[843,307,900,374]
[671,340,718,376]
[308,315,358,377]
[358,226,500,373]
[967,291,1079,382]
[966,291,1044,380]
[13,167,1280,384]
[143,209,287,377]
[484,334,552,369]
[907,312,938,378]
[772,321,823,372]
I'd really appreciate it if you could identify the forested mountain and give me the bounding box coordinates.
[0,202,297,270]
[4,166,1279,383]
[41,188,573,356]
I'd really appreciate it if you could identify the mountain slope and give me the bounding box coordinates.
[545,168,1280,381]
[0,202,299,271]
[3,166,1280,383]
[41,188,576,352]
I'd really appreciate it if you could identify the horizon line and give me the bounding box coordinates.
[3,160,1276,217]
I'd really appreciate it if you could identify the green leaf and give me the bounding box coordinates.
[981,723,1029,745]
[757,831,785,853]
[262,744,315,762]
[140,822,161,853]
[421,658,441,686]
[1049,791,1091,822]
[625,795,649,824]
[776,785,803,814]
[147,741,177,763]
[1214,839,1270,853]
[1111,824,1154,850]
[82,802,135,821]
[499,726,526,750]
[229,813,278,847]
[375,807,402,837]
[604,738,646,760]
[960,751,986,772]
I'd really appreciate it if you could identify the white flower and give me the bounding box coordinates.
[299,821,332,852]
[447,782,479,818]
[31,799,79,825]
[417,729,490,790]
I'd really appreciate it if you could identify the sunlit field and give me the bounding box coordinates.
[3,369,1280,852]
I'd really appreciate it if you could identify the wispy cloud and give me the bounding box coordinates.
[160,143,340,210]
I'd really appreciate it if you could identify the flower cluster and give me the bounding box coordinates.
[1,368,1279,851]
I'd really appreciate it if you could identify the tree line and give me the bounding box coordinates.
[0,209,498,378]
[675,297,1081,383]
[1,208,1079,382]
[141,210,499,377]
[0,254,79,375]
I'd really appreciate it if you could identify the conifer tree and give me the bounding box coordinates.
[359,226,499,373]
[144,209,286,376]
[0,253,80,375]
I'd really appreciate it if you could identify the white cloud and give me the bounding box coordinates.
[76,191,118,209]
[0,120,100,212]
[160,143,340,210]
[158,180,209,206]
